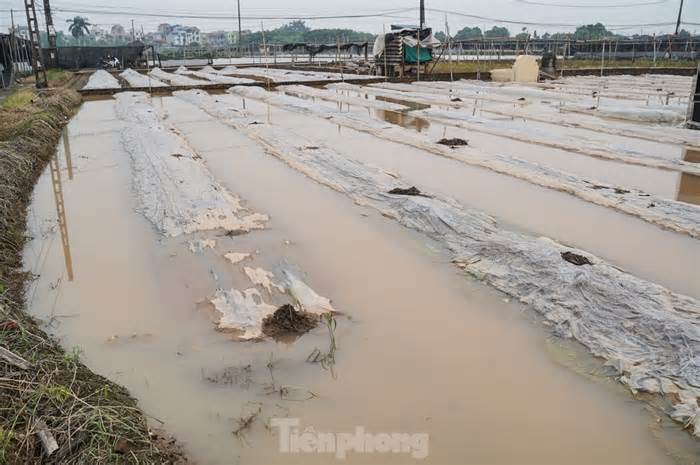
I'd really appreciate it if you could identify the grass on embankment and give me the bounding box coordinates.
[0,79,187,464]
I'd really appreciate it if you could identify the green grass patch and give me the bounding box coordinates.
[0,90,35,110]
[46,69,70,86]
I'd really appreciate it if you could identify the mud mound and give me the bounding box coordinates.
[437,137,469,147]
[561,251,592,266]
[262,304,319,338]
[388,186,429,197]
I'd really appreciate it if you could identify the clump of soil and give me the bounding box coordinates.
[450,97,463,102]
[388,186,429,197]
[262,304,319,338]
[561,251,593,266]
[437,137,468,148]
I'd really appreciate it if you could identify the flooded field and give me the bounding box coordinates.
[24,74,700,464]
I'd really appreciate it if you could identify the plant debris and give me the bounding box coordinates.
[232,407,261,437]
[561,251,593,266]
[262,304,319,338]
[202,364,254,387]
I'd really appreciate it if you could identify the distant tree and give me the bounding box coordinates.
[515,27,529,40]
[484,26,509,38]
[111,24,126,36]
[454,26,482,40]
[435,31,447,42]
[677,29,691,38]
[573,23,612,40]
[66,16,91,38]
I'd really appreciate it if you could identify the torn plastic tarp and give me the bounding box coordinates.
[211,266,336,339]
[211,288,275,339]
[176,88,700,434]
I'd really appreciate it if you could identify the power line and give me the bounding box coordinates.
[47,6,418,21]
[513,0,669,8]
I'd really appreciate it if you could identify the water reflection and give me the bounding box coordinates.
[374,109,431,132]
[677,149,700,205]
[62,127,74,180]
[49,136,75,281]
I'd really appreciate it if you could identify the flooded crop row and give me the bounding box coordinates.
[24,74,700,464]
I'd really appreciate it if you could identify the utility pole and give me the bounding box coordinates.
[417,0,425,81]
[237,0,242,48]
[10,9,17,71]
[131,19,135,42]
[675,0,684,35]
[42,0,57,67]
[24,0,48,88]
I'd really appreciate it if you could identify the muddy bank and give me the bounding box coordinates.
[0,87,186,463]
[177,88,700,436]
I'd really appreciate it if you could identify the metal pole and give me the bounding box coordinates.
[600,40,605,77]
[237,0,242,47]
[675,0,684,35]
[42,0,57,67]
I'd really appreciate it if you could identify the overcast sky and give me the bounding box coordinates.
[1,0,698,36]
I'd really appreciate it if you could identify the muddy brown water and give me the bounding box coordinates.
[24,98,700,465]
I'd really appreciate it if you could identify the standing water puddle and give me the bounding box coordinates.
[22,98,700,465]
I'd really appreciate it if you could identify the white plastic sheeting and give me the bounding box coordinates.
[148,67,210,86]
[113,92,268,236]
[220,66,376,83]
[119,68,168,88]
[176,88,700,434]
[228,86,700,239]
[211,288,275,339]
[82,70,121,90]
[279,267,337,314]
[312,83,699,174]
[561,104,686,125]
[210,266,336,338]
[174,66,255,85]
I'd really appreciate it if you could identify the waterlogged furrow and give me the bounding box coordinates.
[279,85,405,111]
[175,88,700,434]
[229,86,700,238]
[418,108,700,175]
[113,92,268,236]
[366,80,700,148]
[292,84,698,174]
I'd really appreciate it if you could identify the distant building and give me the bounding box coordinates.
[164,25,201,46]
[226,30,251,44]
[206,30,229,48]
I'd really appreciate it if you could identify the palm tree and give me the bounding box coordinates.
[66,16,91,39]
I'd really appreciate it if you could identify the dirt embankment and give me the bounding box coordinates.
[0,83,187,463]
